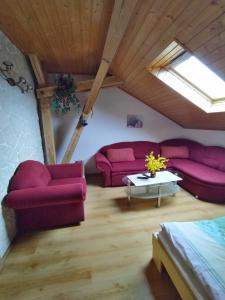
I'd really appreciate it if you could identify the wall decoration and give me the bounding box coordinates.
[0,61,33,93]
[127,114,143,128]
[51,75,81,115]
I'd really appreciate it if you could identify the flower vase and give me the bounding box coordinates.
[150,172,156,178]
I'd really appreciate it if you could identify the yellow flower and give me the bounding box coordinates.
[145,151,168,174]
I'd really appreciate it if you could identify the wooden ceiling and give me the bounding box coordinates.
[0,0,225,130]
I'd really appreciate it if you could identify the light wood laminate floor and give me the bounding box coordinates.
[0,175,224,300]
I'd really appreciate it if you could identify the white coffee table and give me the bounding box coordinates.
[123,171,182,207]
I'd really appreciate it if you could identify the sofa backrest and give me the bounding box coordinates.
[160,139,225,171]
[9,160,51,191]
[100,141,160,159]
[202,146,225,172]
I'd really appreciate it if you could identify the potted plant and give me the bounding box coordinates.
[145,151,168,178]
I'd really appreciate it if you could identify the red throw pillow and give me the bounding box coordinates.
[106,148,135,162]
[161,146,189,159]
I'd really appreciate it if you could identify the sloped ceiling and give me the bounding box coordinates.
[0,0,225,130]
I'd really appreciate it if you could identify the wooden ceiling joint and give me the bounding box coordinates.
[36,76,123,99]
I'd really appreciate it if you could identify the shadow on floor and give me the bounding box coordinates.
[145,260,181,300]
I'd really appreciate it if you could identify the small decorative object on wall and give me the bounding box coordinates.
[127,114,143,128]
[79,113,88,127]
[0,61,33,93]
[51,75,81,115]
[145,151,168,178]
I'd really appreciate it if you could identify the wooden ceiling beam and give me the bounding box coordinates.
[28,54,56,164]
[29,54,47,87]
[62,0,138,163]
[36,76,123,99]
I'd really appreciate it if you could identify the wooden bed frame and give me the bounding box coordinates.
[152,233,197,300]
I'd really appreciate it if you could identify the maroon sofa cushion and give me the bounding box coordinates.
[106,148,135,162]
[161,145,189,158]
[111,159,146,173]
[160,139,225,172]
[170,159,225,186]
[202,146,225,172]
[100,141,160,159]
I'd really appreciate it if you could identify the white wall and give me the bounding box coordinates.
[53,86,225,173]
[53,87,183,172]
[0,32,44,257]
[181,129,225,147]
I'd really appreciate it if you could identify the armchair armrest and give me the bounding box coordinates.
[6,183,85,209]
[95,153,112,169]
[95,152,112,186]
[47,161,83,179]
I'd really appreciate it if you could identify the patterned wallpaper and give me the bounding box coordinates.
[0,32,44,257]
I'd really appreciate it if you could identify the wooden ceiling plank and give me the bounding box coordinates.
[111,0,155,74]
[195,30,225,58]
[122,0,191,84]
[123,0,211,85]
[186,13,225,51]
[29,54,56,164]
[116,0,171,79]
[62,0,138,163]
[177,0,225,44]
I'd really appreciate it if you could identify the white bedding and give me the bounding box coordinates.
[159,216,225,300]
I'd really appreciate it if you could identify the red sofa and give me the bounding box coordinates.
[95,139,225,204]
[5,160,86,231]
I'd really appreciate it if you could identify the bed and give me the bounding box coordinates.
[152,216,225,300]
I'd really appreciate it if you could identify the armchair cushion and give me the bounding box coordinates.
[6,183,85,209]
[49,177,87,195]
[47,161,83,179]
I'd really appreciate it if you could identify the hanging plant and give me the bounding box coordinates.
[51,75,81,115]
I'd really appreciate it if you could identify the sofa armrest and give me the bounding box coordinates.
[6,183,85,209]
[95,152,112,186]
[47,161,83,179]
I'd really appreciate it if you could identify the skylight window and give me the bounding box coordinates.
[147,41,225,113]
[171,56,225,100]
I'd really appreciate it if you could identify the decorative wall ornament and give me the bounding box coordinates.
[79,113,88,127]
[127,114,143,128]
[51,75,81,115]
[0,61,33,93]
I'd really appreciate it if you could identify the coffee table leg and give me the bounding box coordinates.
[157,186,161,208]
[127,179,131,206]
[173,182,176,197]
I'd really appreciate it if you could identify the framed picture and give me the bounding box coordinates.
[127,114,143,128]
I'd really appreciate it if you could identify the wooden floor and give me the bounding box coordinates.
[0,175,224,300]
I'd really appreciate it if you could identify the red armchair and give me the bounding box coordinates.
[5,160,86,231]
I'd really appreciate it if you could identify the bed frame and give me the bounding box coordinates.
[152,233,197,300]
